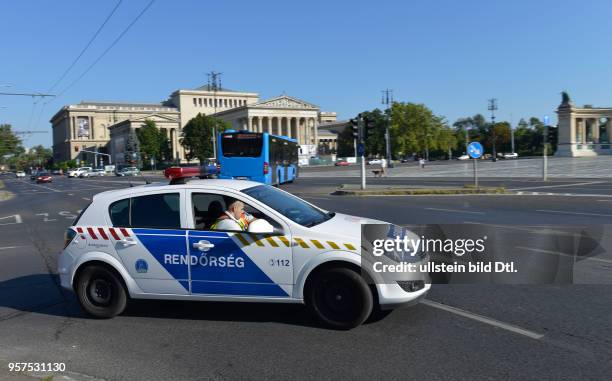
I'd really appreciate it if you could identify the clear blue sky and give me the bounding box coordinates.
[1,0,611,148]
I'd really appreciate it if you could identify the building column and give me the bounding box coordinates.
[313,117,318,148]
[593,118,601,143]
[568,116,576,143]
[247,116,253,131]
[579,119,586,143]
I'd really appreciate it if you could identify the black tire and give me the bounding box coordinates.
[307,267,373,329]
[75,265,127,318]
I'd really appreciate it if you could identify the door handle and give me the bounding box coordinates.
[193,240,215,252]
[118,237,137,246]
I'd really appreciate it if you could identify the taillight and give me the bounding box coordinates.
[64,228,77,249]
[263,162,269,175]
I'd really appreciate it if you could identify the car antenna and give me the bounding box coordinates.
[129,180,133,187]
[145,177,151,185]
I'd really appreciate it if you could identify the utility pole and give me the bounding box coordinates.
[510,112,515,154]
[488,98,498,162]
[207,71,222,160]
[381,89,394,167]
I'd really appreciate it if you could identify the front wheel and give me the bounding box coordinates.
[307,267,373,329]
[75,265,127,318]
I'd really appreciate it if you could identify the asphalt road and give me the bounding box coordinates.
[0,175,611,380]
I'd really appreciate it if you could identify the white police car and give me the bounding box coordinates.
[58,167,429,329]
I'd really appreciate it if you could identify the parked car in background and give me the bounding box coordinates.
[458,154,470,160]
[52,169,63,175]
[35,172,52,183]
[335,160,349,166]
[68,167,92,178]
[80,169,105,178]
[115,167,140,177]
[503,152,519,159]
[15,171,26,178]
[367,159,382,165]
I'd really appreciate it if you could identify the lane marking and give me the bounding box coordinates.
[422,299,545,340]
[515,246,612,264]
[509,181,605,191]
[536,209,612,218]
[0,246,21,251]
[82,197,91,201]
[0,214,22,226]
[426,207,485,215]
[20,181,62,193]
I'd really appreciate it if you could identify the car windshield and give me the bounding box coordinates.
[242,185,334,227]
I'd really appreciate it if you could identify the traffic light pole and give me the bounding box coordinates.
[360,117,366,190]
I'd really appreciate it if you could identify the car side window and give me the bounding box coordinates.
[108,193,180,229]
[131,193,180,229]
[191,193,226,230]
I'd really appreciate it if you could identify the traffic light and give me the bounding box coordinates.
[545,126,558,144]
[349,118,359,139]
[363,116,376,140]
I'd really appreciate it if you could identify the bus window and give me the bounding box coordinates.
[221,133,263,157]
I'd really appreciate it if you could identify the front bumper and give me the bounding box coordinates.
[377,282,431,310]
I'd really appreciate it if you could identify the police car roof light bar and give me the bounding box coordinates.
[164,167,203,185]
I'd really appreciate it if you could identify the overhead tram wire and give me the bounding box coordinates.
[47,0,124,94]
[36,0,123,129]
[54,0,156,100]
[35,0,123,130]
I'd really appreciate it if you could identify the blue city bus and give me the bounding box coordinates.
[217,130,299,185]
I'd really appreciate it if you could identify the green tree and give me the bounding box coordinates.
[389,102,449,160]
[0,124,23,163]
[336,123,356,157]
[181,113,230,163]
[136,120,162,166]
[361,109,387,157]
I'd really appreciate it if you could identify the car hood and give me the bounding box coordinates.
[308,212,387,241]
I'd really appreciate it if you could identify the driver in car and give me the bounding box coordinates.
[211,200,256,231]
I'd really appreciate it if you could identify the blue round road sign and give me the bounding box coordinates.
[467,142,483,159]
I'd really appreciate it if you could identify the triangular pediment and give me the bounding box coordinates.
[129,113,180,122]
[251,95,319,110]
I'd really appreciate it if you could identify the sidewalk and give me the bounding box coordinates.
[333,183,506,196]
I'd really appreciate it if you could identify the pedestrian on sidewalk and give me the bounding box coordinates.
[419,158,426,169]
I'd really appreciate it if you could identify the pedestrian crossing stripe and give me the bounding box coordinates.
[234,233,356,252]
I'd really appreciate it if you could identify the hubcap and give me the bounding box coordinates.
[88,278,112,305]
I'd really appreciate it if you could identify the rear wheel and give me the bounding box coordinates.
[75,265,127,318]
[307,267,373,329]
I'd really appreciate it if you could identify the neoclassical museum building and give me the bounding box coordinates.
[556,93,612,157]
[50,84,338,165]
